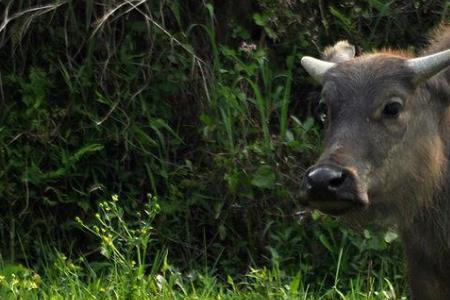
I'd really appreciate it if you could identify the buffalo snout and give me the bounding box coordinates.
[300,164,368,215]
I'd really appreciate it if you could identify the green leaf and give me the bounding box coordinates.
[218,224,226,240]
[251,165,276,189]
[253,13,267,26]
[329,6,354,34]
[367,0,387,12]
[318,233,333,253]
[289,272,302,297]
[302,117,315,132]
[67,144,104,164]
[384,230,398,243]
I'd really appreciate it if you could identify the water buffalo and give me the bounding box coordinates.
[300,26,450,300]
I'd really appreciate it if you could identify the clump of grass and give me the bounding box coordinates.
[0,196,408,299]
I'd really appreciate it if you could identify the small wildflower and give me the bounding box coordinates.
[11,274,19,286]
[102,235,113,246]
[28,280,38,290]
[32,273,41,284]
[112,194,119,202]
[239,41,257,54]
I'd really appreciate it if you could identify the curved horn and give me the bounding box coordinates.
[407,49,450,82]
[301,56,336,83]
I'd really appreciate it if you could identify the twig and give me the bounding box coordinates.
[0,1,68,35]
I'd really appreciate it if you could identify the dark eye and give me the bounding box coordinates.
[315,101,328,124]
[382,101,403,118]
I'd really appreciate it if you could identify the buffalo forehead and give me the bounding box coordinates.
[324,56,415,106]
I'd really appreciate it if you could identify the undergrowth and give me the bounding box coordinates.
[1,195,407,299]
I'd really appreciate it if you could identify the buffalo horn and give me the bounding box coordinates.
[407,49,450,81]
[301,56,336,83]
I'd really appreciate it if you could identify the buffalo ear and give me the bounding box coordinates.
[322,40,356,63]
[407,48,450,82]
[301,41,355,83]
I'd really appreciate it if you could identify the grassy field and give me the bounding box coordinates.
[1,198,407,299]
[0,0,442,298]
[1,241,408,299]
[1,263,406,299]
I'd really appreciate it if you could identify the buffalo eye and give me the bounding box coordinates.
[315,100,328,124]
[382,99,403,118]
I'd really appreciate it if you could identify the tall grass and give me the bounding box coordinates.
[0,196,408,299]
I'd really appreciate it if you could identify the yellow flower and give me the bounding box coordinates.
[32,273,41,285]
[28,281,38,290]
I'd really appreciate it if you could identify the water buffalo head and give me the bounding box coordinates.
[299,43,450,218]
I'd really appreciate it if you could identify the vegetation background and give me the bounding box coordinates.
[0,0,445,298]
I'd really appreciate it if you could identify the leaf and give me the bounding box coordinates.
[63,143,104,167]
[252,13,277,39]
[251,165,276,189]
[329,6,355,34]
[302,117,315,132]
[218,224,226,240]
[199,114,213,126]
[253,13,267,26]
[384,230,398,243]
[318,233,333,253]
[289,272,302,297]
[367,0,387,12]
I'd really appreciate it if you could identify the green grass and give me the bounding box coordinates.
[0,260,407,299]
[1,197,408,299]
[0,242,408,300]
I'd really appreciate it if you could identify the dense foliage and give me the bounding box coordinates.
[0,0,446,298]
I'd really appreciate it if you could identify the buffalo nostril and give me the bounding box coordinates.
[328,171,347,189]
[306,166,349,191]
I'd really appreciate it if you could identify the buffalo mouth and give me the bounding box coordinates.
[307,195,368,216]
